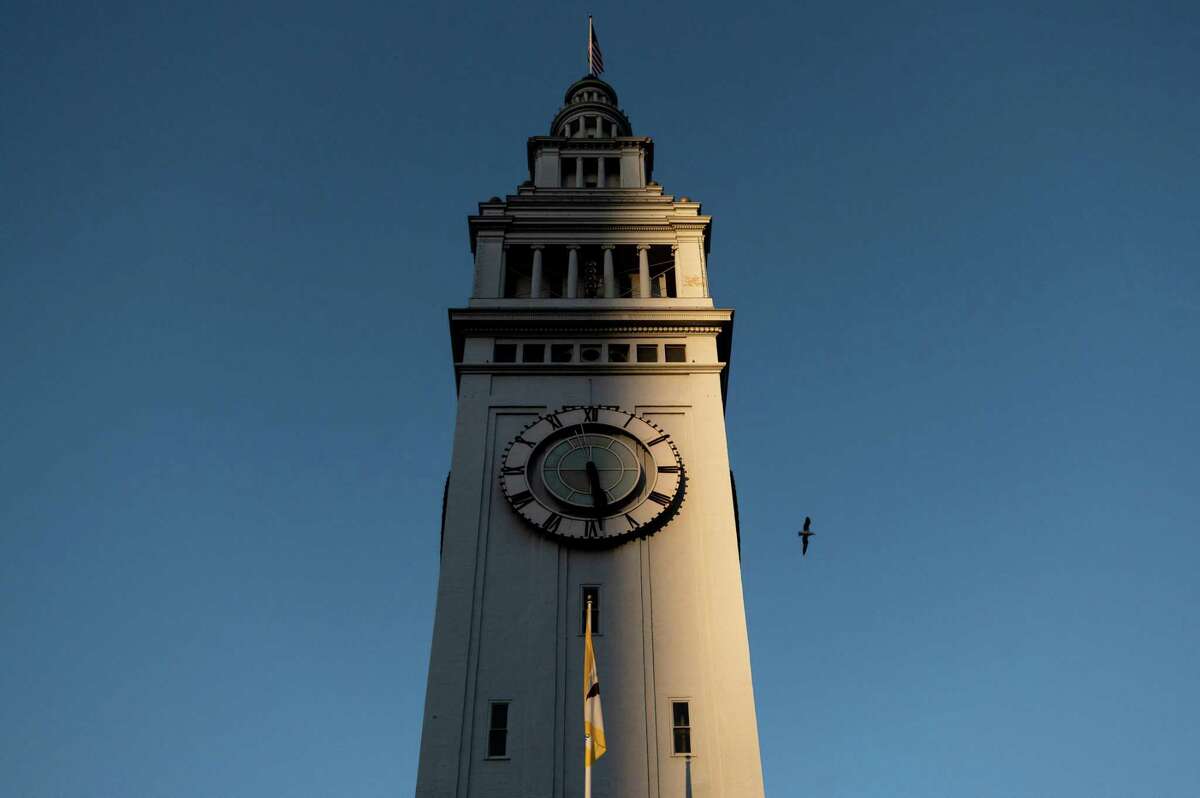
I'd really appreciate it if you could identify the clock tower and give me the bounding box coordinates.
[415,72,766,798]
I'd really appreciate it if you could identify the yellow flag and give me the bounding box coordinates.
[583,601,607,766]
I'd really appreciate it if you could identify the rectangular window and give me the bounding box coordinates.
[608,344,629,363]
[581,586,600,634]
[493,343,517,363]
[664,344,687,363]
[580,344,602,363]
[487,701,510,758]
[522,343,545,363]
[671,701,692,755]
[551,343,574,363]
[604,157,621,187]
[637,344,658,363]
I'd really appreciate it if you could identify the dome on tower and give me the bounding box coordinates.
[550,75,633,138]
[562,75,620,107]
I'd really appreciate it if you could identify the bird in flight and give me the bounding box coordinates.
[799,516,815,556]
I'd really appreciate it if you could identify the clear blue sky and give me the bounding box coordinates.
[3,1,1198,795]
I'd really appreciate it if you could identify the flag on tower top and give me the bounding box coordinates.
[588,17,605,77]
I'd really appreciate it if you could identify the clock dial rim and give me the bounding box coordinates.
[499,405,686,546]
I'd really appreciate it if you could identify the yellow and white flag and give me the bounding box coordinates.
[583,601,607,768]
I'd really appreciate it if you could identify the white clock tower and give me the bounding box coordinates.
[415,69,766,798]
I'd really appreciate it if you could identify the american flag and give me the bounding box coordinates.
[588,17,604,77]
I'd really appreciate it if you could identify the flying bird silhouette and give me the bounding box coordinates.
[799,516,815,556]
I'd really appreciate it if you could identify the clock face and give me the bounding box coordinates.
[499,405,685,545]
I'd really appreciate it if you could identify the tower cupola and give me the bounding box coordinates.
[527,75,653,190]
[550,75,633,138]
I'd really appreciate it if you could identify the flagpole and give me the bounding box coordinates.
[587,16,593,75]
[584,597,593,798]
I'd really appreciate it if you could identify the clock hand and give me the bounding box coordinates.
[585,460,606,520]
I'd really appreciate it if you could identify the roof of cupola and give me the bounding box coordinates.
[562,75,619,106]
[549,75,633,137]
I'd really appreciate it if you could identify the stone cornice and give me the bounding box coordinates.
[456,362,727,377]
[450,307,732,324]
[462,325,725,336]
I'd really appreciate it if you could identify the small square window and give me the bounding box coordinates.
[664,344,687,363]
[551,344,574,363]
[493,343,517,363]
[637,344,658,363]
[671,701,692,755]
[522,343,545,363]
[580,344,602,363]
[581,586,600,634]
[488,701,509,758]
[608,344,629,363]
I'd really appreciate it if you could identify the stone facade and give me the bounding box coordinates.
[415,74,766,798]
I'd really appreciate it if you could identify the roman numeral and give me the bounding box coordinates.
[513,436,534,447]
[648,491,672,507]
[657,465,681,474]
[542,513,563,533]
[622,415,634,428]
[545,414,563,429]
[646,435,668,447]
[583,407,599,422]
[584,519,600,538]
[509,490,534,509]
[624,513,641,531]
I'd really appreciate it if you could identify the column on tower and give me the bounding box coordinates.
[499,244,509,297]
[597,156,605,188]
[567,246,579,298]
[575,157,584,189]
[637,244,651,298]
[530,245,543,299]
[602,245,616,298]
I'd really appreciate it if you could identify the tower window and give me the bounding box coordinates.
[541,250,568,298]
[581,586,600,634]
[607,344,629,363]
[550,343,574,363]
[493,343,517,363]
[637,344,658,363]
[647,246,677,297]
[560,159,577,188]
[584,158,599,188]
[604,157,620,187]
[671,701,692,755]
[487,701,510,758]
[664,344,687,363]
[503,249,533,298]
[522,343,545,363]
[580,344,602,363]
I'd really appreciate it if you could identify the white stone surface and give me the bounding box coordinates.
[415,75,765,798]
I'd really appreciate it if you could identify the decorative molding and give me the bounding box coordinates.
[457,362,727,376]
[463,325,725,336]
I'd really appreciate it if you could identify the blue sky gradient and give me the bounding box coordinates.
[2,1,1198,795]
